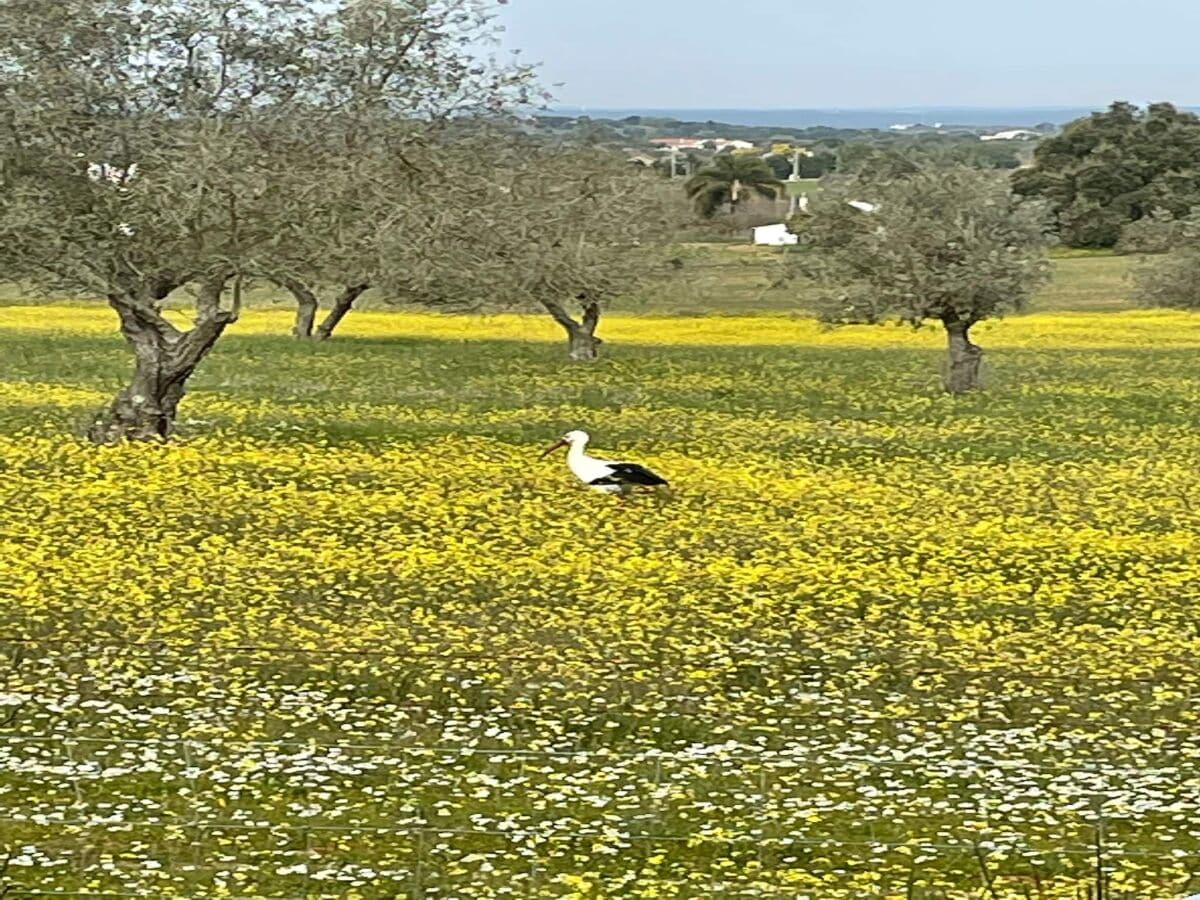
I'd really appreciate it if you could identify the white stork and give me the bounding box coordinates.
[540,430,669,494]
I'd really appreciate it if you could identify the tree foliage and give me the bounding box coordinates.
[684,153,782,218]
[1132,250,1200,310]
[787,167,1052,392]
[838,140,1020,178]
[375,135,685,360]
[1013,101,1200,248]
[0,0,538,437]
[1116,207,1188,255]
[0,0,322,439]
[763,153,796,180]
[212,0,544,340]
[1130,213,1200,309]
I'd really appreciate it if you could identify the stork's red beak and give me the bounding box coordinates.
[540,439,568,459]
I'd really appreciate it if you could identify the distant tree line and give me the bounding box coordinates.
[531,113,1026,185]
[531,113,1034,151]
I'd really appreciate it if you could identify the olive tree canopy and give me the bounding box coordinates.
[262,0,542,340]
[0,0,324,441]
[787,167,1052,393]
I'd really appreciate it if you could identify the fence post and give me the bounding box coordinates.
[412,829,425,899]
[1093,802,1107,900]
[301,828,312,898]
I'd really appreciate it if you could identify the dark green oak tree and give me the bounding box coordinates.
[1014,102,1200,248]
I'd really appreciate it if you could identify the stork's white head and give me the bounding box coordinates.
[540,430,589,458]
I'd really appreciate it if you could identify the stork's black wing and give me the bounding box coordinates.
[600,462,669,487]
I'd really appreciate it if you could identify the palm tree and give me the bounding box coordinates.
[684,153,784,217]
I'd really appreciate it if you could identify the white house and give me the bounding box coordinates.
[980,129,1040,141]
[795,195,878,214]
[752,223,797,246]
[649,137,759,153]
[650,137,706,150]
[86,162,137,184]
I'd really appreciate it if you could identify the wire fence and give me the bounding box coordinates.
[1,732,1196,778]
[0,815,1188,861]
[0,633,1189,683]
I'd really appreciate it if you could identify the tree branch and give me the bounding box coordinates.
[539,297,580,333]
[106,290,183,344]
[580,297,601,334]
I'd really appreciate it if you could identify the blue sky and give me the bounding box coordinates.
[495,0,1200,108]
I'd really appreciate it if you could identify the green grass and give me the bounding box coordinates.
[1029,255,1133,312]
[3,313,1200,896]
[1047,246,1120,259]
[783,178,821,197]
[623,244,1136,315]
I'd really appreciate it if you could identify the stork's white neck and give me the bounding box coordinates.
[565,435,609,485]
[567,436,590,463]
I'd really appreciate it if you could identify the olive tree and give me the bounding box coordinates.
[377,138,683,360]
[787,167,1052,392]
[1132,251,1200,309]
[256,118,423,340]
[264,0,540,340]
[0,0,325,441]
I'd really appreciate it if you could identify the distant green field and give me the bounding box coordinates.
[625,244,1136,316]
[1033,255,1133,312]
[784,178,821,197]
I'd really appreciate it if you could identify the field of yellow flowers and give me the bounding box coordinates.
[3,304,1200,898]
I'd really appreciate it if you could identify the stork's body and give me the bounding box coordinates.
[542,430,669,494]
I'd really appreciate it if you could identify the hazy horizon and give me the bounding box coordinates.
[545,104,1146,113]
[496,1,1200,109]
[533,104,1161,131]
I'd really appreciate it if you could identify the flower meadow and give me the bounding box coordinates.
[2,306,1200,898]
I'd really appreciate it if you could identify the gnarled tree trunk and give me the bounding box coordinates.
[275,275,320,339]
[543,297,603,361]
[943,317,983,394]
[314,283,370,341]
[87,272,236,444]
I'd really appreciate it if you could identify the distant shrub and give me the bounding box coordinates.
[1117,208,1186,254]
[1057,199,1127,249]
[1132,249,1200,309]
